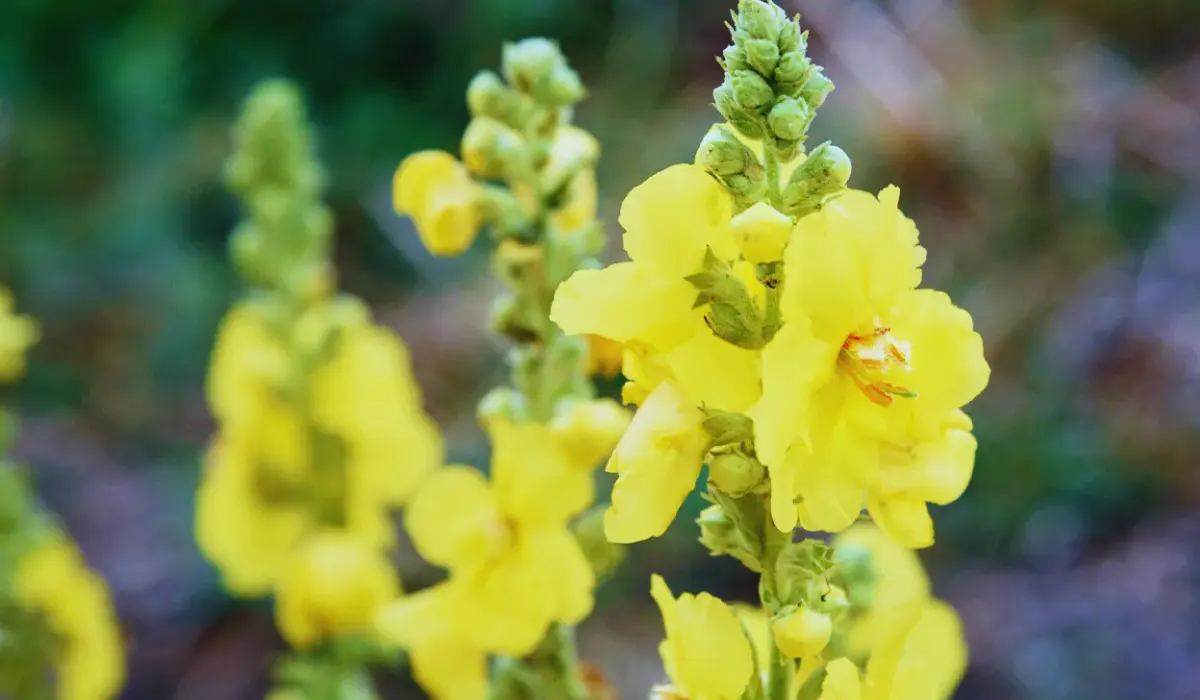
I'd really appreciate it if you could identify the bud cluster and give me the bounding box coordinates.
[714,0,833,152]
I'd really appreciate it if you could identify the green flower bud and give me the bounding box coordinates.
[781,141,852,217]
[773,606,832,658]
[708,450,764,496]
[501,38,584,107]
[714,76,765,139]
[737,0,785,42]
[722,44,750,72]
[461,116,525,179]
[778,19,803,54]
[732,70,774,110]
[697,504,762,571]
[774,51,811,86]
[478,386,525,426]
[816,585,851,616]
[800,69,835,110]
[466,70,508,119]
[744,38,780,77]
[488,295,540,344]
[697,125,754,176]
[573,506,626,581]
[767,96,811,141]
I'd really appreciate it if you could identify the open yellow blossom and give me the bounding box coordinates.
[603,381,710,543]
[751,187,988,534]
[0,287,39,382]
[275,530,401,649]
[551,164,761,414]
[394,150,482,256]
[376,583,488,700]
[401,410,613,655]
[649,574,754,700]
[14,535,125,700]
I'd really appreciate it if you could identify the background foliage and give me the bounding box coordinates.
[2,1,1199,698]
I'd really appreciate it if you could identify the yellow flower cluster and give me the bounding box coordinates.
[12,536,127,700]
[376,400,628,698]
[1,287,125,700]
[195,297,442,621]
[552,164,988,548]
[649,525,965,700]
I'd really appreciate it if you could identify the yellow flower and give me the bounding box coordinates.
[812,601,967,700]
[14,535,125,700]
[195,437,312,595]
[394,150,482,256]
[751,187,988,535]
[0,287,39,382]
[376,584,488,700]
[275,530,400,648]
[551,163,761,414]
[649,575,754,700]
[401,414,600,655]
[832,523,930,655]
[549,398,632,469]
[603,381,710,543]
[730,202,793,264]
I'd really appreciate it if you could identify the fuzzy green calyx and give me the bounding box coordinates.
[774,539,834,607]
[780,142,852,218]
[686,248,771,349]
[502,38,585,107]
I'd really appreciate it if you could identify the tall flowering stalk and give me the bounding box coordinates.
[194,81,442,699]
[0,290,125,700]
[380,39,629,700]
[546,1,989,699]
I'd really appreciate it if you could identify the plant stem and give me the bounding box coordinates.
[760,502,793,700]
[763,138,783,209]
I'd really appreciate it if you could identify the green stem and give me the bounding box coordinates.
[760,502,793,700]
[763,138,783,209]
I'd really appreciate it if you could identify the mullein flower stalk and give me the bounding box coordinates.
[200,81,440,700]
[0,292,125,700]
[389,39,628,700]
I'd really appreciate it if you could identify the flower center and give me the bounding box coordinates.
[837,322,916,407]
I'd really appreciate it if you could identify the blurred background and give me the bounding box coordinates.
[2,0,1199,698]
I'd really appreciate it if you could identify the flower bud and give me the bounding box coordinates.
[708,450,764,496]
[478,386,524,426]
[800,69,835,110]
[714,76,764,138]
[737,0,785,42]
[781,142,852,217]
[731,202,793,264]
[767,97,811,142]
[502,38,584,106]
[466,70,509,119]
[778,19,803,54]
[461,116,525,180]
[744,38,781,77]
[772,606,832,658]
[732,70,774,110]
[774,51,811,87]
[722,44,750,72]
[696,125,753,176]
[697,503,761,571]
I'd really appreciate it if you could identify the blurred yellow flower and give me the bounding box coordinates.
[772,606,832,659]
[398,409,614,655]
[375,583,488,700]
[275,530,400,649]
[0,287,40,382]
[14,535,125,700]
[649,574,754,700]
[584,334,624,378]
[394,150,482,256]
[551,168,598,234]
[603,381,710,544]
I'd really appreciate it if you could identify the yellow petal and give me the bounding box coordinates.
[457,549,555,656]
[671,588,755,699]
[393,150,481,256]
[731,201,794,264]
[664,329,763,413]
[409,639,489,700]
[603,383,709,543]
[551,263,703,352]
[620,164,737,277]
[818,659,863,700]
[403,466,506,570]
[889,600,968,700]
[550,398,632,470]
[524,529,596,625]
[489,418,594,528]
[866,494,935,549]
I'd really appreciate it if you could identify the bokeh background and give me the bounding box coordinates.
[2,0,1199,698]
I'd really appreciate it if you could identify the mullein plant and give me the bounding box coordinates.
[381,37,631,700]
[545,1,989,699]
[0,290,126,700]
[194,81,442,698]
